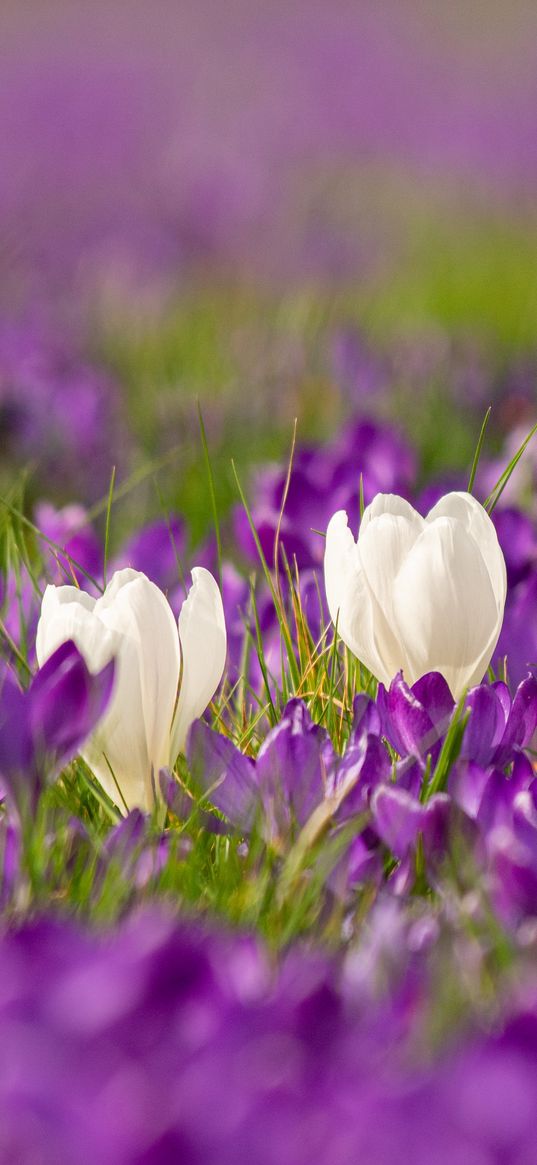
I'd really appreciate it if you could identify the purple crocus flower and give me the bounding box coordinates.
[460,675,537,769]
[377,671,455,795]
[113,515,186,599]
[0,640,114,808]
[188,697,389,847]
[34,501,103,587]
[100,810,172,891]
[379,670,537,783]
[234,418,416,570]
[371,785,451,864]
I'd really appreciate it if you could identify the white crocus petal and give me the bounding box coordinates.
[324,511,387,683]
[357,501,425,679]
[359,492,425,535]
[392,517,501,697]
[36,569,181,813]
[426,491,507,616]
[170,568,227,762]
[93,571,181,810]
[36,585,119,674]
[324,490,507,698]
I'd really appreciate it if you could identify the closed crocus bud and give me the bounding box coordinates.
[36,567,226,813]
[324,492,507,699]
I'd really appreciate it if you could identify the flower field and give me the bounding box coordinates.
[2,3,537,1161]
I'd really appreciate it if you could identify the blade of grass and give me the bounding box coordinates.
[231,459,300,690]
[197,402,223,590]
[0,497,103,594]
[103,465,116,589]
[484,420,537,513]
[273,418,298,598]
[467,405,492,494]
[425,698,471,799]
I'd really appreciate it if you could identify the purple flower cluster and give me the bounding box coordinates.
[187,668,537,926]
[0,903,537,1163]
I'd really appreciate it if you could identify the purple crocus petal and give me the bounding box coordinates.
[494,575,537,690]
[256,700,326,831]
[0,666,32,779]
[491,679,513,721]
[134,834,171,890]
[513,787,537,853]
[334,734,391,821]
[103,809,147,861]
[411,671,455,727]
[511,750,536,788]
[461,685,507,767]
[371,785,424,859]
[449,761,490,820]
[359,733,392,793]
[394,756,424,799]
[489,827,537,921]
[187,720,258,832]
[350,693,381,740]
[376,674,426,758]
[159,768,193,818]
[30,640,115,774]
[478,761,534,835]
[346,834,383,887]
[328,833,382,899]
[159,768,229,835]
[378,672,444,762]
[493,507,537,587]
[421,794,451,861]
[497,675,537,761]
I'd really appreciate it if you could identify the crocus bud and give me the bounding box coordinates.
[324,492,507,699]
[36,567,226,813]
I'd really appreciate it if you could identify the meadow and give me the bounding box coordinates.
[2,3,537,1161]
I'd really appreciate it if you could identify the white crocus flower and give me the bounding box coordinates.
[36,567,226,813]
[324,492,507,699]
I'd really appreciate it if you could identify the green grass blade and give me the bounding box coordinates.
[467,405,492,494]
[484,419,537,513]
[103,465,116,589]
[197,401,223,590]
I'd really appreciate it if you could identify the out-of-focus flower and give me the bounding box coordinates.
[234,419,416,570]
[493,507,537,588]
[371,784,451,863]
[113,514,186,597]
[325,492,507,698]
[35,501,103,587]
[3,904,537,1164]
[495,571,537,690]
[0,324,126,501]
[0,641,114,809]
[35,567,226,813]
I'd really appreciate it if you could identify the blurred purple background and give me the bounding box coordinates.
[2,0,537,316]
